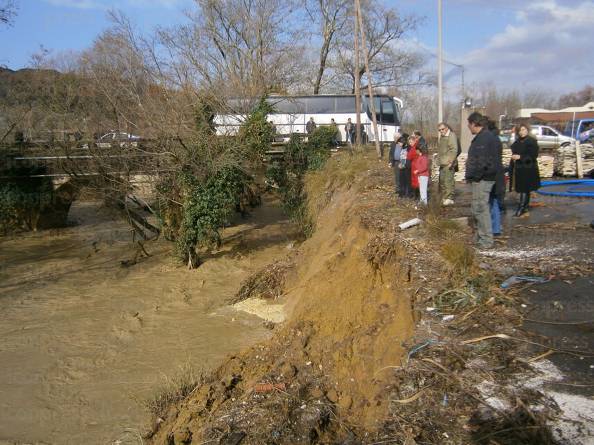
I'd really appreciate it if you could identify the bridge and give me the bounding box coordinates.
[0,146,173,230]
[0,142,293,231]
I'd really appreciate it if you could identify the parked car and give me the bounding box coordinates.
[563,119,594,143]
[96,132,140,148]
[498,133,511,147]
[510,125,575,150]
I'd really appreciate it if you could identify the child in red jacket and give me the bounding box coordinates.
[412,145,430,205]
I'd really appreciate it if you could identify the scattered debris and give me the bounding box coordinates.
[399,217,422,230]
[253,382,286,393]
[501,275,550,289]
[233,256,295,302]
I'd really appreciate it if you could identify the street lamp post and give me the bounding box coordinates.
[437,0,443,123]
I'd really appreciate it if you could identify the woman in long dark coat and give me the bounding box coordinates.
[510,124,541,216]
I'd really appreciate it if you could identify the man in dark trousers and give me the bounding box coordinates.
[465,112,499,249]
[306,117,316,134]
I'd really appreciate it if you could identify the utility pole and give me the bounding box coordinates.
[437,0,443,123]
[353,1,362,151]
[355,0,382,158]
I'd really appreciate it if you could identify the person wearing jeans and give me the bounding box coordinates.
[465,112,500,249]
[486,119,505,236]
[489,193,502,236]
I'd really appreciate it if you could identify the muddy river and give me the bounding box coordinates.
[0,199,296,444]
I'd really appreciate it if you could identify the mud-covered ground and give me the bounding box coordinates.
[0,197,298,444]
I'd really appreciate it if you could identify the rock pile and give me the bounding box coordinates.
[431,150,554,182]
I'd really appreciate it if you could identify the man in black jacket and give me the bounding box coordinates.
[465,112,499,249]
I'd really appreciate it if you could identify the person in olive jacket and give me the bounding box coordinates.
[510,123,541,217]
[437,122,459,206]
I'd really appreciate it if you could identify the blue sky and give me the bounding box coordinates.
[0,0,191,67]
[1,0,592,95]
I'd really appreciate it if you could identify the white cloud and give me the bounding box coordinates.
[461,0,594,92]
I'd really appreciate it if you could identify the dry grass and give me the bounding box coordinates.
[304,150,372,221]
[363,233,401,272]
[440,240,475,276]
[233,256,295,303]
[425,215,462,239]
[145,362,203,419]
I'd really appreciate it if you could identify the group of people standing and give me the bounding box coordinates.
[388,131,430,205]
[465,112,541,249]
[388,113,541,250]
[307,117,360,145]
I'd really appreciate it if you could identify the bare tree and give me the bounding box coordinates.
[558,85,593,108]
[332,1,422,92]
[521,89,557,110]
[65,12,274,264]
[160,0,305,101]
[305,0,349,94]
[0,0,17,26]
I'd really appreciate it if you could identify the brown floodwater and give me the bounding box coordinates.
[0,199,297,444]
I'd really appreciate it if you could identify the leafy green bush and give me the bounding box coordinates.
[238,97,275,160]
[156,96,274,266]
[266,127,333,235]
[175,166,251,266]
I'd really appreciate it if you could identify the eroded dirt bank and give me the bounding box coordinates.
[150,152,593,445]
[149,157,421,444]
[0,198,298,444]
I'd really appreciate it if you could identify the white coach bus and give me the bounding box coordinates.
[214,94,403,143]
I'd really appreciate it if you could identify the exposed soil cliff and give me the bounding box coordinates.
[148,151,594,445]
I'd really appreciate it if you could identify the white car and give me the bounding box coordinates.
[510,125,574,150]
[96,132,140,148]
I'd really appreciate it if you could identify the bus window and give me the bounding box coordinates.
[394,102,401,126]
[335,96,357,113]
[381,98,396,124]
[273,98,305,113]
[365,96,382,121]
[305,96,334,114]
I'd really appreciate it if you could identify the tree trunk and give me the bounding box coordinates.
[187,248,201,269]
[355,0,382,158]
[313,33,333,95]
[353,1,362,150]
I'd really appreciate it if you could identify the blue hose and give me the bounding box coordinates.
[537,179,594,198]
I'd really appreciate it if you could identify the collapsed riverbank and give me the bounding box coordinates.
[149,151,594,445]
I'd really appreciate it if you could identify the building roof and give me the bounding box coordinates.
[532,110,594,122]
[517,102,594,119]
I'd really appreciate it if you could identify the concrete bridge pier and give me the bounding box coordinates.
[31,178,80,230]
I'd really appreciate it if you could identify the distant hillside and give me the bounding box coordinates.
[0,67,63,106]
[0,67,115,142]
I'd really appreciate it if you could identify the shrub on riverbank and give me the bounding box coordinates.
[156,96,271,267]
[265,127,334,236]
[0,165,53,234]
